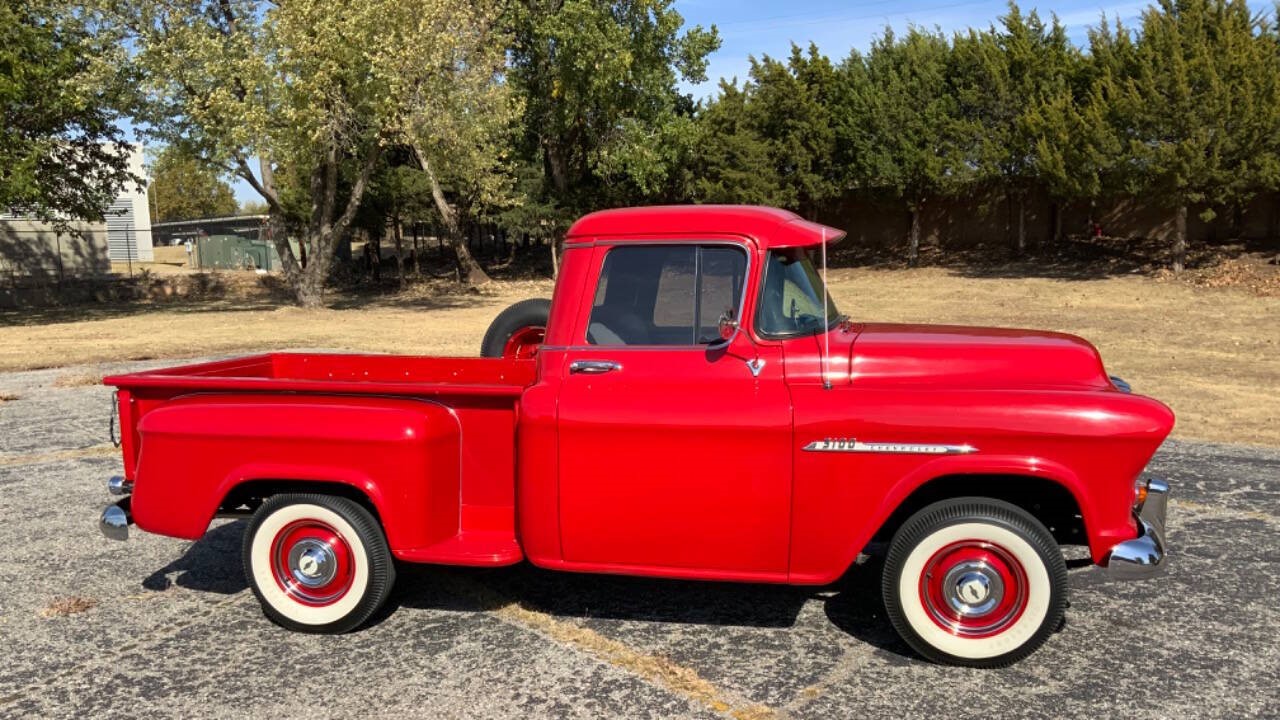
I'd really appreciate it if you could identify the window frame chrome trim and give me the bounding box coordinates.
[581,239,754,350]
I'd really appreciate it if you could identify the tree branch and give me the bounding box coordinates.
[327,143,383,251]
[234,154,284,213]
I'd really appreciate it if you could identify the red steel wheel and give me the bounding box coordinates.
[269,520,356,607]
[918,540,1029,639]
[501,324,546,359]
[244,494,395,633]
[882,497,1068,667]
[481,298,551,358]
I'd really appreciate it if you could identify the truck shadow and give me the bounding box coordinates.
[141,520,250,594]
[142,522,915,660]
[390,561,915,660]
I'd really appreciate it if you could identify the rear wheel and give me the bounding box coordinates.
[243,494,395,633]
[881,498,1068,667]
[481,298,551,359]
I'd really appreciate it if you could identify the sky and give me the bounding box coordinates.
[675,0,1150,97]
[225,0,1253,205]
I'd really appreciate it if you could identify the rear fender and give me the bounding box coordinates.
[131,394,461,553]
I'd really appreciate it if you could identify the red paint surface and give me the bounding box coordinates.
[105,205,1174,584]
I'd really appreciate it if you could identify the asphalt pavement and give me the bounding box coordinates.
[0,359,1276,719]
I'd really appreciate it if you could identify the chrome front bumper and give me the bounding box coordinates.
[99,476,133,541]
[1104,478,1169,580]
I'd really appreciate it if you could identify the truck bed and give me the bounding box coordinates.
[103,352,536,397]
[104,353,537,566]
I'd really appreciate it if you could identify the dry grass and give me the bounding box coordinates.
[827,267,1279,447]
[39,596,98,618]
[0,271,1274,446]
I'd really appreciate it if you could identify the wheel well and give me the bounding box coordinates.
[218,479,383,523]
[870,474,1086,550]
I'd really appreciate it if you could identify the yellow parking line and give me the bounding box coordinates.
[440,572,780,720]
[0,443,117,467]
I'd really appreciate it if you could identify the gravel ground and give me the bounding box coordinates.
[0,360,1277,719]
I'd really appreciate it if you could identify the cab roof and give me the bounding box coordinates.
[564,205,845,249]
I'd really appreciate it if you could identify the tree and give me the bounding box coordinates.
[1116,0,1278,271]
[146,145,238,221]
[110,0,506,305]
[951,5,1076,252]
[405,18,520,286]
[691,81,788,206]
[0,0,140,223]
[837,28,967,264]
[239,200,270,216]
[508,0,720,228]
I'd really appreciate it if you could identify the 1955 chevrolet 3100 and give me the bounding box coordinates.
[100,205,1172,667]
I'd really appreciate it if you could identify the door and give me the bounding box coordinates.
[557,242,793,576]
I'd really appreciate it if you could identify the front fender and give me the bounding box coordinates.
[131,394,460,553]
[868,452,1093,545]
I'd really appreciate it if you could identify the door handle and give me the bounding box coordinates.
[569,360,622,374]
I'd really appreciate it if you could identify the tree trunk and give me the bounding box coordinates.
[1172,204,1188,272]
[412,143,490,285]
[1016,194,1026,255]
[294,240,327,307]
[393,217,405,290]
[907,205,920,267]
[1050,202,1062,245]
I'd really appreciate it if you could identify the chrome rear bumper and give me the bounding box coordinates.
[1104,478,1169,580]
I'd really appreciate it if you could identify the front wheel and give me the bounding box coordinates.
[243,494,396,633]
[882,498,1068,667]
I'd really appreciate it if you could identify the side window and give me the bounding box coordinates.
[587,244,747,346]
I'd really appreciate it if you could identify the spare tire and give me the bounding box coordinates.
[481,298,551,359]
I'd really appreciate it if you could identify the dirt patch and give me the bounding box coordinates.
[1157,253,1280,297]
[52,372,102,388]
[0,271,1274,446]
[0,393,18,403]
[39,596,98,618]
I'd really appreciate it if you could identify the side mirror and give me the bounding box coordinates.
[713,310,739,346]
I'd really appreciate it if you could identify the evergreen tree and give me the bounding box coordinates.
[952,5,1076,252]
[837,28,966,265]
[691,81,788,206]
[1117,0,1277,270]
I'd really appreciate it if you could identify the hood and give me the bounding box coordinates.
[847,323,1112,391]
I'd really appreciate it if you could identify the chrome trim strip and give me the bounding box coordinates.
[1110,376,1132,393]
[583,240,753,350]
[1104,477,1169,580]
[802,438,977,455]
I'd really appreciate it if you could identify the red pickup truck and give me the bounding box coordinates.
[100,205,1172,667]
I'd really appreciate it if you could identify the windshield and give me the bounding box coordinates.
[755,248,841,338]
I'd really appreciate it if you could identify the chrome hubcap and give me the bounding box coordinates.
[289,539,337,588]
[943,561,1004,617]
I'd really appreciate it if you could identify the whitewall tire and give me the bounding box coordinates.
[243,494,395,633]
[882,498,1068,667]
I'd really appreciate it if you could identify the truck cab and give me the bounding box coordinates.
[101,205,1173,667]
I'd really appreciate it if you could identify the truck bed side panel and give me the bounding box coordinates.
[131,394,461,553]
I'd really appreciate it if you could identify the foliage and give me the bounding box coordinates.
[108,0,507,304]
[507,0,720,229]
[0,0,140,224]
[146,145,238,222]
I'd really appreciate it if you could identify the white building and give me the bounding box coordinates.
[0,144,153,278]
